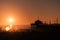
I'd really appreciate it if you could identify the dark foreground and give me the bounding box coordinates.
[0,24,60,40]
[0,32,48,40]
[0,31,60,40]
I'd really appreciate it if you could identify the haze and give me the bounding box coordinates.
[0,0,60,25]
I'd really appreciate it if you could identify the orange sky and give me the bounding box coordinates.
[0,0,60,25]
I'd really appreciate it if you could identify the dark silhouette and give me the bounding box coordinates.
[30,19,60,32]
[0,19,60,40]
[35,20,43,25]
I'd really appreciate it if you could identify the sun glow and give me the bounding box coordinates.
[5,26,10,31]
[5,17,14,31]
[5,24,13,31]
[10,24,13,29]
[9,18,13,23]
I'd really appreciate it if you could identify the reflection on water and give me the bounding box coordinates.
[5,26,10,31]
[5,24,13,31]
[0,25,30,32]
[10,24,13,29]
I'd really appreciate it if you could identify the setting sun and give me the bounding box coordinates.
[9,18,13,23]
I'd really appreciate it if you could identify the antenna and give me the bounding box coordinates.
[56,18,58,24]
[37,16,39,20]
[49,20,51,24]
[44,21,46,24]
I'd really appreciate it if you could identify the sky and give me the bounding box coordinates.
[0,0,60,25]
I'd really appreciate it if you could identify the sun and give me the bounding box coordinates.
[9,18,13,23]
[5,17,14,31]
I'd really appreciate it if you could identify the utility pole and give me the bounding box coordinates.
[56,18,58,24]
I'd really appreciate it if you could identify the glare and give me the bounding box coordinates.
[10,24,13,29]
[5,26,10,31]
[5,18,14,32]
[9,18,13,23]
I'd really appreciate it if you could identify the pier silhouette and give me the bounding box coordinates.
[0,18,60,40]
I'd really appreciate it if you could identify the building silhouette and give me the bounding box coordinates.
[31,19,44,32]
[30,19,60,32]
[31,19,43,27]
